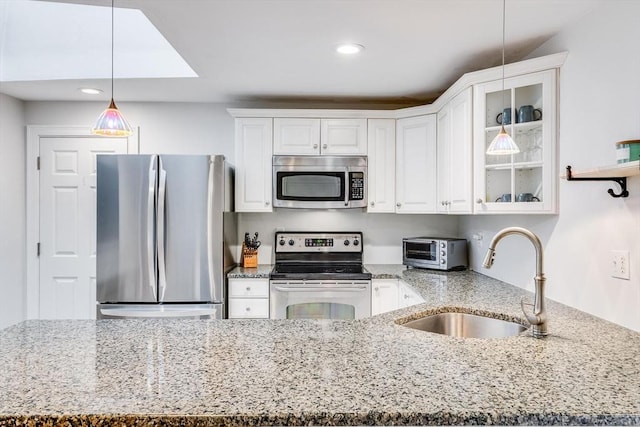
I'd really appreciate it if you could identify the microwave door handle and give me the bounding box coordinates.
[344,172,350,207]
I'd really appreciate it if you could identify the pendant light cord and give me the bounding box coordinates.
[501,0,506,118]
[111,0,114,100]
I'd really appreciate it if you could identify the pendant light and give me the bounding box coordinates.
[92,0,132,137]
[486,0,519,155]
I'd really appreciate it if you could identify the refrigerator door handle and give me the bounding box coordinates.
[147,155,158,299]
[206,156,215,288]
[157,158,168,301]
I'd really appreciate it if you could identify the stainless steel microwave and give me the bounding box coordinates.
[402,237,468,271]
[272,155,367,209]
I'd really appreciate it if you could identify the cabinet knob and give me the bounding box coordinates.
[313,144,318,149]
[265,201,270,206]
[476,198,483,204]
[246,287,251,292]
[245,307,251,312]
[370,201,375,207]
[374,287,379,291]
[396,202,401,207]
[322,144,328,149]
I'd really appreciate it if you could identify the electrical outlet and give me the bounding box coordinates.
[611,250,630,280]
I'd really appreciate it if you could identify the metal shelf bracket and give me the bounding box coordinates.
[565,165,629,198]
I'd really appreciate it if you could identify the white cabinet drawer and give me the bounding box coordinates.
[228,298,269,319]
[228,279,269,298]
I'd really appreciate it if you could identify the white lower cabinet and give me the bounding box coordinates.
[371,279,400,315]
[398,280,425,309]
[228,278,270,319]
[371,279,425,315]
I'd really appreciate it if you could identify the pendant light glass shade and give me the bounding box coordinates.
[93,98,133,136]
[92,0,132,137]
[487,125,519,155]
[486,0,518,156]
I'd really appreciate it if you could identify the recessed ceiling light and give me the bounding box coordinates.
[80,88,104,95]
[336,43,364,55]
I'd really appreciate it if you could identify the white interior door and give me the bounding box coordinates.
[39,137,127,319]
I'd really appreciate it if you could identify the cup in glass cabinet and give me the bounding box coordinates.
[517,105,542,123]
[496,108,512,125]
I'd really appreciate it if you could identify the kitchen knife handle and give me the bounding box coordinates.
[157,157,168,301]
[147,155,157,299]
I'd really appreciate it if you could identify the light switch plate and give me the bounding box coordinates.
[610,250,630,280]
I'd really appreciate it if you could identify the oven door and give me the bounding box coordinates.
[403,239,441,269]
[270,280,371,320]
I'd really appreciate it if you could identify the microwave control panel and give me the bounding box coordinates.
[350,172,365,200]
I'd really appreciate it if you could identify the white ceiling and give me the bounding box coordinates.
[0,0,606,107]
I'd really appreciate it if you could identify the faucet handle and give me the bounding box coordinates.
[520,296,542,326]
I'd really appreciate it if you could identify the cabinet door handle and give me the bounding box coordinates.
[370,201,375,207]
[246,287,251,292]
[476,198,483,204]
[313,144,318,149]
[265,201,270,206]
[245,307,251,311]
[396,202,401,207]
[322,144,328,149]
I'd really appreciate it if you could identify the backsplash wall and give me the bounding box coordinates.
[238,211,459,265]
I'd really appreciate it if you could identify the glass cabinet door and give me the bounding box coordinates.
[473,69,557,213]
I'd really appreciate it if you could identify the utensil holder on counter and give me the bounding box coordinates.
[241,243,258,268]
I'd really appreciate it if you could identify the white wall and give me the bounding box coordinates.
[239,211,458,265]
[460,1,640,332]
[0,93,26,329]
[24,101,235,159]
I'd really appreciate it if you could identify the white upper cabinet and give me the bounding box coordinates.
[235,118,273,212]
[367,119,396,213]
[395,115,437,214]
[320,119,367,155]
[273,118,367,155]
[473,69,557,214]
[437,87,473,214]
[273,118,321,155]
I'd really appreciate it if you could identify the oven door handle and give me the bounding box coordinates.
[273,286,369,292]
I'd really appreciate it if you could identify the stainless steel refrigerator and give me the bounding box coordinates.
[96,154,236,319]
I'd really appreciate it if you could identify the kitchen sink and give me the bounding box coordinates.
[401,311,527,338]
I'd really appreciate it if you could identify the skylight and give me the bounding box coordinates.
[0,0,197,82]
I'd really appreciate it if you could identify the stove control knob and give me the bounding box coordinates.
[343,239,350,246]
[279,239,285,246]
[288,239,295,246]
[353,239,360,246]
[441,259,446,264]
[441,250,446,256]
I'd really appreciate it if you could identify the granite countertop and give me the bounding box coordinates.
[1,266,639,426]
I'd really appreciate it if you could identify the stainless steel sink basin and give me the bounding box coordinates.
[402,311,527,338]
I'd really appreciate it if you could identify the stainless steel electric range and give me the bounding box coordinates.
[270,231,372,320]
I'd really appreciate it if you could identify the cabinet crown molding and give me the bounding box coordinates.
[227,52,568,120]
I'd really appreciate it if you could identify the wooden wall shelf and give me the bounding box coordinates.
[562,161,640,198]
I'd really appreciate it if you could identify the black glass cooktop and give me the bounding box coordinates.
[270,263,371,280]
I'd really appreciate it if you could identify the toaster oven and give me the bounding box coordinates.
[402,237,468,271]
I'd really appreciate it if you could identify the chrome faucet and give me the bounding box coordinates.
[482,227,548,338]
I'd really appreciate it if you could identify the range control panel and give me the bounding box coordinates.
[275,232,363,253]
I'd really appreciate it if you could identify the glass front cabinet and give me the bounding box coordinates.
[473,69,557,214]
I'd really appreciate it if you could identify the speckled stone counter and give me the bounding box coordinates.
[1,267,639,426]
